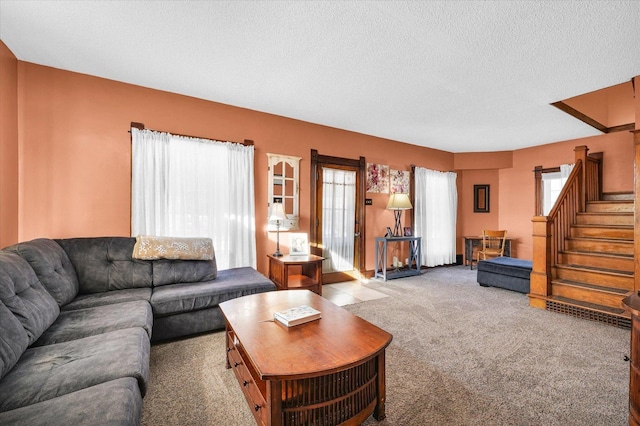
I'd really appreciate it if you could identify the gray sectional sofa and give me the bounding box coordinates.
[0,237,275,425]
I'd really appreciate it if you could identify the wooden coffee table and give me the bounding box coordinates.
[219,290,393,426]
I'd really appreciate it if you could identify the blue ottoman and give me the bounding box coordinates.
[477,257,532,294]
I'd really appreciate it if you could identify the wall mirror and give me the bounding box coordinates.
[267,153,301,230]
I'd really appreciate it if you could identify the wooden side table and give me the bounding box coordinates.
[267,254,324,296]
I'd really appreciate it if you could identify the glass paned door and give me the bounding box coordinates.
[321,168,356,273]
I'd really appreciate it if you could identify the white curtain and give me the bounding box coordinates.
[414,167,458,267]
[560,163,575,184]
[542,163,574,215]
[131,128,256,269]
[322,168,356,273]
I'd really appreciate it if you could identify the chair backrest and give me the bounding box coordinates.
[481,230,507,254]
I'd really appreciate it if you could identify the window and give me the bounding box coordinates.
[131,127,256,269]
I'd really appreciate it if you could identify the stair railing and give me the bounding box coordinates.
[529,145,601,308]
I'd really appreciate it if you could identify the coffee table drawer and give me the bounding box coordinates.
[227,336,268,425]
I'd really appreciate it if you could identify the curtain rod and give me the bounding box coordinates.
[128,122,254,146]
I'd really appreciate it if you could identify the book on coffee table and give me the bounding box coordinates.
[274,305,321,327]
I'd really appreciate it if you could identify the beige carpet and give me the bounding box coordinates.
[141,265,630,425]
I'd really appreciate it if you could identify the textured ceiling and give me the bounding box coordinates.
[1,1,639,152]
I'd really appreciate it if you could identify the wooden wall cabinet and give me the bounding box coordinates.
[267,153,301,231]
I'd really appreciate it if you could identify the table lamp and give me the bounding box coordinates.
[386,193,412,237]
[269,202,287,256]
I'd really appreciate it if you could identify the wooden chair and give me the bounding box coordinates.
[475,230,507,266]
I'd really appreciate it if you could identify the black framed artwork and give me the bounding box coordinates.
[474,184,490,213]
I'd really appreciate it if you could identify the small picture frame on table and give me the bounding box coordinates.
[288,233,309,256]
[385,227,393,237]
[403,227,412,236]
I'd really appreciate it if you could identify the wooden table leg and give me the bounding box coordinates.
[224,323,231,369]
[374,351,387,420]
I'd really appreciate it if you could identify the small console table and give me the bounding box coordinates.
[267,254,324,296]
[374,236,422,281]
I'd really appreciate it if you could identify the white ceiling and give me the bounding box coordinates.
[1,1,639,152]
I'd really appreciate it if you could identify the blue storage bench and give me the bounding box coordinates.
[477,257,532,294]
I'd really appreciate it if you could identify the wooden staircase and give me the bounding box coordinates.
[529,146,635,329]
[545,194,634,328]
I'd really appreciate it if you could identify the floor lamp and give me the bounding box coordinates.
[387,193,412,237]
[269,202,287,257]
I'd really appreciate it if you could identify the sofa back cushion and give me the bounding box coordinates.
[0,300,29,380]
[7,238,79,306]
[152,259,217,287]
[56,237,152,294]
[0,251,60,346]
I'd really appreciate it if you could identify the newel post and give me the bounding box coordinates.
[574,145,588,212]
[633,130,640,292]
[529,216,551,309]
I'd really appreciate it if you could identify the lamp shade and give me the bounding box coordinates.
[386,193,412,210]
[269,202,287,223]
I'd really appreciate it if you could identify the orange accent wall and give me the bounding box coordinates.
[14,61,454,274]
[0,41,19,248]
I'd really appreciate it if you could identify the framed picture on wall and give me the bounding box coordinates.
[474,184,490,213]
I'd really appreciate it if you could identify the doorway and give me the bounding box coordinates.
[310,150,365,284]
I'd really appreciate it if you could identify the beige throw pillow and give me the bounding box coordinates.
[132,235,215,260]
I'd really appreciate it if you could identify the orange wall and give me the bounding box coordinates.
[458,169,500,241]
[0,41,19,247]
[499,132,634,259]
[454,150,512,170]
[15,61,455,274]
[6,47,639,274]
[564,81,635,127]
[636,76,640,130]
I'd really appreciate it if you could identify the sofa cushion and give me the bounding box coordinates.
[62,288,152,311]
[150,267,275,316]
[6,238,79,306]
[0,377,142,426]
[56,237,152,294]
[152,306,226,342]
[0,252,60,345]
[33,300,153,346]
[153,259,217,286]
[0,327,150,412]
[0,301,29,380]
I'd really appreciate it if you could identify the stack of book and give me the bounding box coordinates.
[274,305,321,327]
